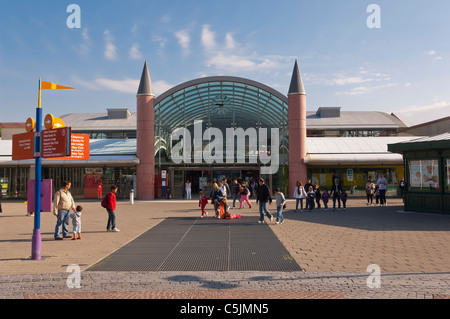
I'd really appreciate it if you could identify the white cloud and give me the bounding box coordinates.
[201,25,217,52]
[161,15,171,24]
[307,68,404,96]
[129,43,143,60]
[95,78,139,93]
[73,77,173,96]
[225,33,238,50]
[175,29,190,55]
[336,82,399,96]
[74,27,91,56]
[104,30,118,61]
[199,25,291,73]
[393,101,450,126]
[328,76,373,86]
[425,50,443,61]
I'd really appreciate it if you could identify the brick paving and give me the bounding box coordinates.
[1,197,449,300]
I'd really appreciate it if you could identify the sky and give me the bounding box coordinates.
[1,0,449,126]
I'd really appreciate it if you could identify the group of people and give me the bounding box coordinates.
[365,174,389,206]
[293,178,348,212]
[198,178,248,220]
[198,177,286,224]
[53,181,120,240]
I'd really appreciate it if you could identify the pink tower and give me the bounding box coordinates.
[136,61,155,200]
[288,60,308,196]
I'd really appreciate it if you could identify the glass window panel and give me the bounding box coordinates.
[408,159,440,191]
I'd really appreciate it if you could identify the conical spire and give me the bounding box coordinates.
[288,59,306,95]
[137,61,154,96]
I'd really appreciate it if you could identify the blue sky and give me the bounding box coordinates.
[1,0,449,125]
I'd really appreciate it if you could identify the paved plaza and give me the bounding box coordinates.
[0,197,449,300]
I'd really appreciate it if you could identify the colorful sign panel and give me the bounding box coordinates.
[52,134,90,160]
[12,126,89,161]
[41,127,71,158]
[12,132,35,160]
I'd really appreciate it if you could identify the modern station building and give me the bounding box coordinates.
[1,60,418,200]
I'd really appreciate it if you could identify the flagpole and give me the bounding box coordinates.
[31,78,42,260]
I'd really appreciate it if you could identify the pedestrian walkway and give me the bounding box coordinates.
[0,198,449,300]
[87,216,301,272]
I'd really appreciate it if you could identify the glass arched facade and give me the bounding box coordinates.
[153,76,289,198]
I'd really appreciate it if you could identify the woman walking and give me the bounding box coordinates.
[293,180,307,212]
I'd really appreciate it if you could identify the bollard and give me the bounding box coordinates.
[130,189,134,205]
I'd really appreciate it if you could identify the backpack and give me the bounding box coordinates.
[101,195,108,208]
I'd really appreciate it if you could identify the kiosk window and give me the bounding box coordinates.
[408,159,440,191]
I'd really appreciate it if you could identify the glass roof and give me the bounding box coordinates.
[154,76,288,135]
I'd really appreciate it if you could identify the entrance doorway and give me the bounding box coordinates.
[168,167,261,199]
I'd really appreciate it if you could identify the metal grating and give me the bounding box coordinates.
[87,217,301,272]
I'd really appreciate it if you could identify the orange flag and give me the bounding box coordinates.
[41,81,74,90]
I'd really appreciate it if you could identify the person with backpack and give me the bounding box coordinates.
[102,185,120,232]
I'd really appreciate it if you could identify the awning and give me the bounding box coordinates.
[304,153,403,166]
[0,156,140,167]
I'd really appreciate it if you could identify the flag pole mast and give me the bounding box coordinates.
[31,78,43,260]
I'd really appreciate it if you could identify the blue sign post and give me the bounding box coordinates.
[30,78,74,260]
[31,80,43,260]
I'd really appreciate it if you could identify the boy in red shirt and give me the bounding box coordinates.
[198,191,210,217]
[103,185,120,232]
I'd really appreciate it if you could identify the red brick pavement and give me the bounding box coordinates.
[23,289,349,299]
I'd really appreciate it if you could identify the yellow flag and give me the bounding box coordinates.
[41,81,74,90]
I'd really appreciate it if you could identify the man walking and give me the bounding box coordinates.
[377,174,388,206]
[232,179,240,208]
[256,178,273,223]
[329,178,343,211]
[53,181,76,240]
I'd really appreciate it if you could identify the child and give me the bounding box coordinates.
[239,182,252,209]
[69,205,82,240]
[274,187,286,224]
[224,212,242,219]
[341,189,348,210]
[314,185,321,209]
[103,185,120,232]
[321,189,330,211]
[198,191,210,217]
[375,184,380,206]
[307,186,315,210]
[219,198,227,219]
